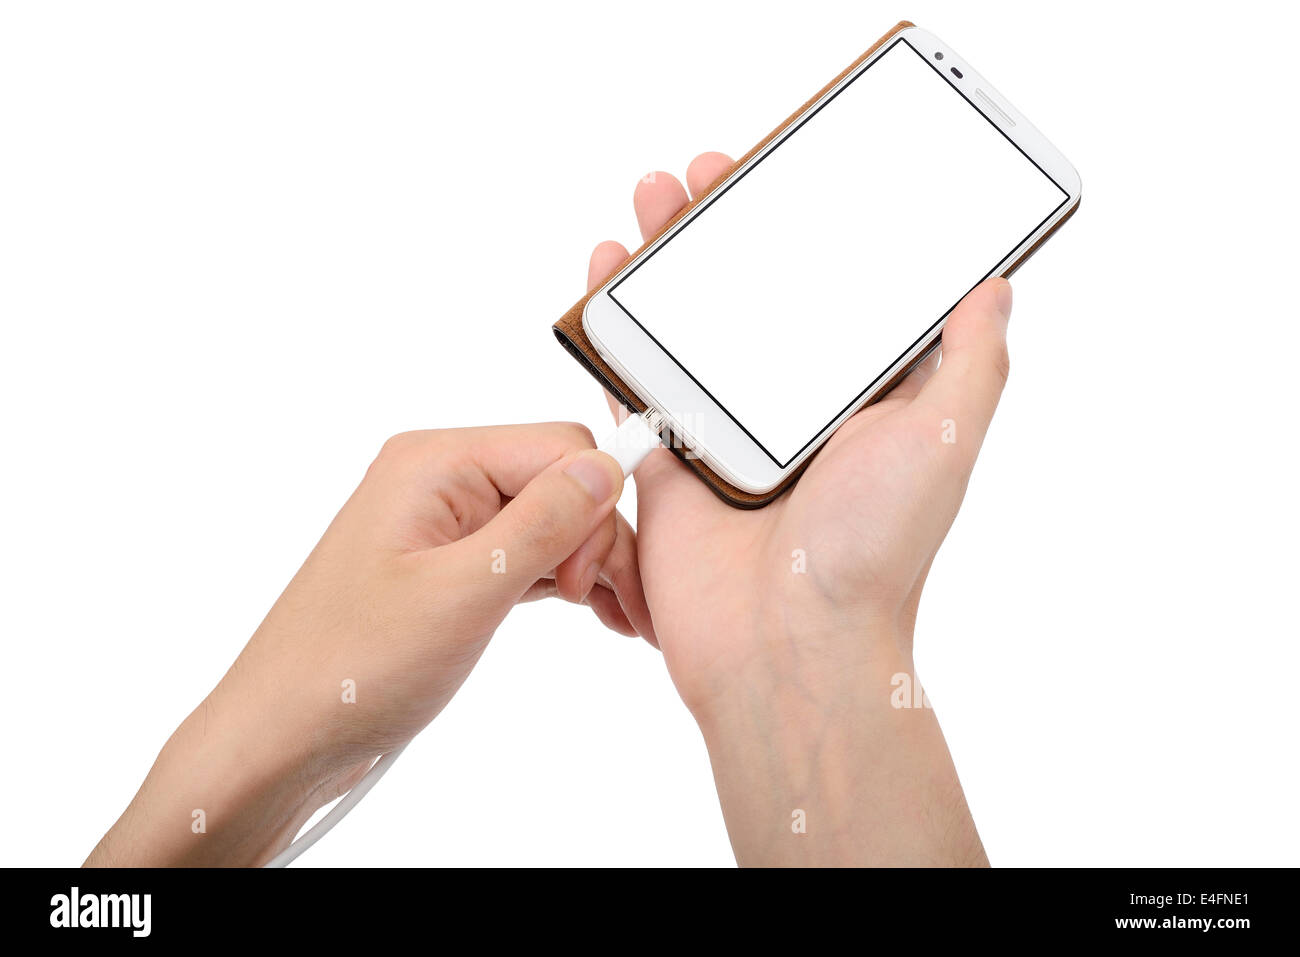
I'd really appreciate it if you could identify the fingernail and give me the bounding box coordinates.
[564,451,617,503]
[994,280,1014,321]
[578,561,600,601]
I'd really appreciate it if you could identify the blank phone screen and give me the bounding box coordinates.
[608,38,1068,467]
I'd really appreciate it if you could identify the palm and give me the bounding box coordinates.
[631,389,941,696]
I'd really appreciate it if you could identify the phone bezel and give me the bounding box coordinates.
[582,25,1082,494]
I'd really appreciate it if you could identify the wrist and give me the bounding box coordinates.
[687,617,984,867]
[686,603,913,734]
[86,682,322,867]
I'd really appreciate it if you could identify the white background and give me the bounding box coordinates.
[1,1,1296,867]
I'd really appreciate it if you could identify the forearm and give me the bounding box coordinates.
[694,625,987,867]
[85,681,329,867]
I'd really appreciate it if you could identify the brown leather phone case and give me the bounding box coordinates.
[552,20,1077,509]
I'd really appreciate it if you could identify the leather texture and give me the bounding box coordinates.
[552,20,1077,508]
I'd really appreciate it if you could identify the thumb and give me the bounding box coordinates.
[458,449,625,594]
[909,277,1013,456]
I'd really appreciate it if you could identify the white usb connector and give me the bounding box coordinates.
[597,407,666,477]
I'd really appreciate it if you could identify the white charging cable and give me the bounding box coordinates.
[263,744,408,867]
[600,406,667,476]
[262,408,665,866]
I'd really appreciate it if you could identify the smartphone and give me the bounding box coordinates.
[581,25,1081,495]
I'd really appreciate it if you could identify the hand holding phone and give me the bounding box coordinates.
[584,153,1013,864]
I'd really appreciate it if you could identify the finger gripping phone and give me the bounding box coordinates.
[559,22,1081,504]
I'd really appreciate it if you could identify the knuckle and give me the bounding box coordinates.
[990,342,1011,386]
[377,430,417,463]
[553,421,596,451]
[598,547,633,590]
[580,519,620,572]
[373,430,438,473]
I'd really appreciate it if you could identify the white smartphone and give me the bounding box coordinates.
[582,25,1081,495]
